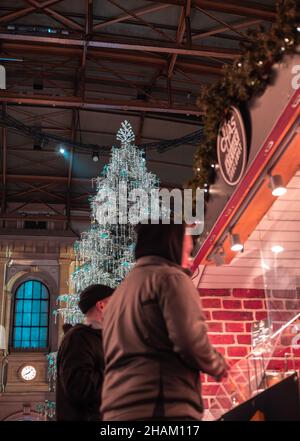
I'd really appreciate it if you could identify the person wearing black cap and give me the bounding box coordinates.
[56,284,114,421]
[101,221,228,421]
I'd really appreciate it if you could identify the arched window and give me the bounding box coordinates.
[12,280,49,349]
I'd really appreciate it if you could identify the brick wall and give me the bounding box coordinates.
[198,288,300,409]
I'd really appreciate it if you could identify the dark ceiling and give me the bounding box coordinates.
[0,0,277,230]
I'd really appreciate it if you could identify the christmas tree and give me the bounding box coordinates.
[54,120,159,325]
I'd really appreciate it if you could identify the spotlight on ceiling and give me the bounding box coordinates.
[269,174,287,197]
[59,147,65,154]
[271,245,284,254]
[230,233,244,252]
[92,152,99,162]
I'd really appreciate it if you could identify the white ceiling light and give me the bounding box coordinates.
[230,234,244,252]
[269,174,287,197]
[92,152,99,162]
[271,245,284,254]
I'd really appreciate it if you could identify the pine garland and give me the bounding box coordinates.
[188,0,300,196]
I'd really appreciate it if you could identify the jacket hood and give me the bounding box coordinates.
[134,222,185,265]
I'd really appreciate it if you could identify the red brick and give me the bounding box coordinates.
[271,290,296,299]
[243,300,264,309]
[202,298,222,309]
[245,323,252,332]
[202,398,209,409]
[223,300,242,309]
[267,300,284,310]
[225,323,244,333]
[204,310,211,320]
[212,310,253,321]
[267,359,285,370]
[202,385,220,395]
[233,289,265,299]
[205,376,219,383]
[227,346,249,357]
[209,334,235,345]
[198,288,230,297]
[237,334,251,345]
[214,346,226,355]
[207,322,223,333]
[268,311,294,322]
[285,300,300,310]
[255,311,268,320]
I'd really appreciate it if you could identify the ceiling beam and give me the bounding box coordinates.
[192,18,261,41]
[24,0,84,32]
[168,2,190,79]
[93,3,171,31]
[1,175,181,190]
[0,0,63,24]
[0,213,90,222]
[0,93,202,115]
[0,33,240,59]
[6,71,203,98]
[143,0,276,21]
[2,42,223,75]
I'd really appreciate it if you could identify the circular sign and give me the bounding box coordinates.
[217,106,248,186]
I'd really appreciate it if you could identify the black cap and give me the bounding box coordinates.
[78,284,114,314]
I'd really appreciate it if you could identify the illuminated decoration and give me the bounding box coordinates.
[36,400,56,420]
[46,352,57,392]
[54,120,159,324]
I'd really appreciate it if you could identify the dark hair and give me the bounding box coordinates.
[135,221,185,265]
[62,323,73,334]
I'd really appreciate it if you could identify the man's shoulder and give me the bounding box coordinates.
[61,324,100,346]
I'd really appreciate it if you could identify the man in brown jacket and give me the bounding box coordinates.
[101,222,228,421]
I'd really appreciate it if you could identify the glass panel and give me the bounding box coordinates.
[32,300,40,313]
[41,284,49,299]
[16,284,24,299]
[31,327,39,341]
[24,281,33,299]
[15,300,24,313]
[33,281,41,299]
[40,328,47,341]
[14,340,21,348]
[14,327,22,340]
[31,313,39,326]
[40,340,47,348]
[23,300,32,313]
[23,313,31,326]
[15,313,22,326]
[22,341,30,348]
[22,328,30,341]
[203,314,300,421]
[31,340,39,348]
[40,314,48,326]
[41,301,48,313]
